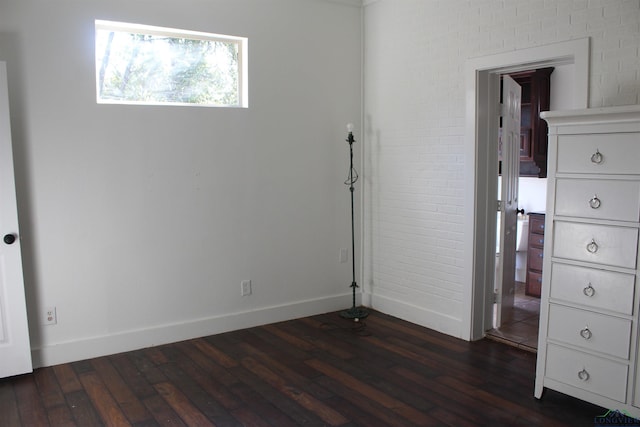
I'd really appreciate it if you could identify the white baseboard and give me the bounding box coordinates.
[370,293,464,339]
[31,293,359,368]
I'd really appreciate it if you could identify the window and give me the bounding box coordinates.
[95,20,248,107]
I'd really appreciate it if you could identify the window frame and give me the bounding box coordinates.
[94,20,248,108]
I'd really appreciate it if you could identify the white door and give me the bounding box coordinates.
[495,75,521,327]
[0,62,32,378]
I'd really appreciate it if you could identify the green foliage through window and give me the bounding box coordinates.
[95,21,247,107]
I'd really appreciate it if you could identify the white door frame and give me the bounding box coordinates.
[462,38,590,341]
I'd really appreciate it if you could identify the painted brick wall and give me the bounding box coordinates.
[362,0,640,337]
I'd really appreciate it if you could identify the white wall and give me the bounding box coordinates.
[0,0,362,366]
[363,0,640,337]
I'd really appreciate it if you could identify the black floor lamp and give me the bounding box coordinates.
[340,123,368,321]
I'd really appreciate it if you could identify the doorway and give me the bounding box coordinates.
[487,175,544,351]
[462,38,590,342]
[486,68,553,351]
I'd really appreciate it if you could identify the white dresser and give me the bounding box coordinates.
[535,105,640,416]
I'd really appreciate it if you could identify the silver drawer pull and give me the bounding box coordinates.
[583,284,595,297]
[578,369,590,381]
[591,149,603,164]
[589,195,601,209]
[587,239,599,253]
[580,327,592,340]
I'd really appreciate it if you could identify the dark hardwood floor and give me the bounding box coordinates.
[0,310,608,426]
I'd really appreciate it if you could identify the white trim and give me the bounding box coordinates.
[370,294,462,337]
[31,293,358,367]
[95,19,247,43]
[358,4,368,307]
[462,38,590,341]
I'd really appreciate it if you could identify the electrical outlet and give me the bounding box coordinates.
[339,248,348,263]
[241,280,252,296]
[44,306,57,325]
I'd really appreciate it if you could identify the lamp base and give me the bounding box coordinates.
[340,306,369,320]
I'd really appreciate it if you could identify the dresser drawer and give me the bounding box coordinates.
[528,247,544,271]
[529,214,546,235]
[556,133,640,175]
[549,263,635,315]
[555,178,640,222]
[526,270,543,296]
[553,221,638,269]
[529,233,545,248]
[547,304,631,359]
[545,344,628,403]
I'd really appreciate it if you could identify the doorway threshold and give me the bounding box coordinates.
[486,331,537,353]
[486,282,540,353]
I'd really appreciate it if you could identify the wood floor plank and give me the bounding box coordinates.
[237,341,333,400]
[12,375,50,426]
[191,338,238,369]
[173,341,242,411]
[53,364,82,394]
[320,393,402,427]
[261,323,316,351]
[109,353,157,399]
[79,371,131,427]
[71,360,94,375]
[306,358,438,426]
[154,382,215,427]
[438,375,580,427]
[314,374,417,427]
[33,367,66,409]
[292,318,355,359]
[157,350,237,425]
[0,381,21,427]
[144,347,169,366]
[175,340,238,388]
[390,365,519,425]
[45,404,77,427]
[33,368,76,427]
[229,407,275,427]
[244,327,311,365]
[364,334,489,388]
[91,357,153,424]
[361,335,446,372]
[128,349,168,386]
[228,361,326,426]
[228,381,299,427]
[32,367,75,427]
[241,356,348,426]
[428,407,479,427]
[64,390,105,426]
[142,394,188,427]
[444,374,548,421]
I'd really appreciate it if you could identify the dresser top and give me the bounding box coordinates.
[541,104,640,126]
